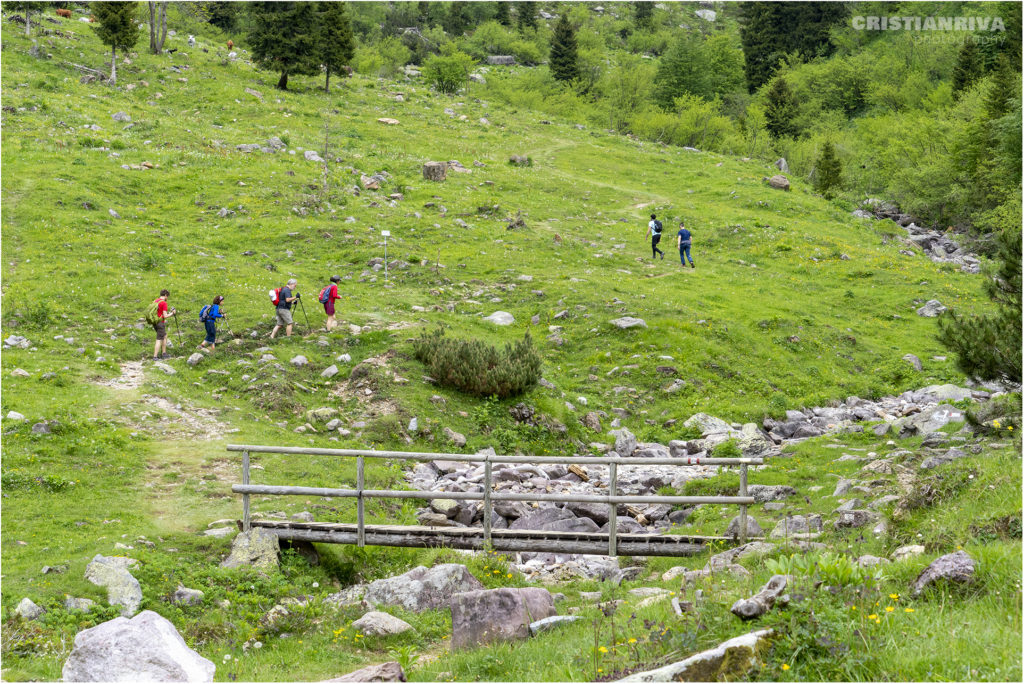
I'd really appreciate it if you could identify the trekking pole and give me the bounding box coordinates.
[172,312,183,348]
[298,297,311,333]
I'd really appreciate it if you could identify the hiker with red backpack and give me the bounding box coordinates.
[146,289,176,360]
[319,275,342,331]
[270,279,299,339]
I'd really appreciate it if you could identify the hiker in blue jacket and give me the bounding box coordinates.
[676,222,694,269]
[198,295,226,353]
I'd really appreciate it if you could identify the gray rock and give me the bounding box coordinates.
[443,427,466,447]
[731,575,788,619]
[484,311,514,326]
[15,597,44,620]
[565,501,610,525]
[726,516,763,538]
[6,410,26,421]
[451,587,555,649]
[774,157,789,173]
[219,528,279,570]
[364,564,484,612]
[3,335,30,349]
[768,175,790,191]
[62,611,215,682]
[153,361,176,375]
[769,515,823,539]
[855,555,890,567]
[430,498,460,518]
[350,611,413,637]
[611,428,637,457]
[833,510,878,529]
[85,555,142,617]
[171,586,204,606]
[916,300,947,317]
[912,550,975,597]
[902,354,923,371]
[747,484,797,503]
[706,542,776,572]
[891,544,926,561]
[609,316,646,329]
[304,150,325,163]
[618,629,774,682]
[529,614,582,636]
[832,479,854,497]
[65,597,96,612]
[682,412,731,436]
[186,353,204,367]
[31,421,51,434]
[327,662,405,682]
[290,355,308,367]
[834,498,864,513]
[921,447,969,470]
[320,364,339,379]
[112,111,131,122]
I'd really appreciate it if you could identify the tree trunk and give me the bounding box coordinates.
[24,9,31,36]
[110,46,118,84]
[159,4,167,52]
[149,2,157,53]
[278,71,289,90]
[325,70,331,93]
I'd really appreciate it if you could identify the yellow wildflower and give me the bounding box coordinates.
[885,606,895,613]
[628,638,637,644]
[782,664,790,671]
[868,614,878,620]
[889,593,899,600]
[598,646,608,654]
[905,608,915,613]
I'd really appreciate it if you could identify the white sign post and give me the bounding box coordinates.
[381,230,390,283]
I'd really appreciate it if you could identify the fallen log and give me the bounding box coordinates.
[730,574,789,620]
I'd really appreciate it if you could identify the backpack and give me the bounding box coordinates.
[318,285,332,304]
[269,287,282,306]
[199,305,212,322]
[145,299,161,326]
[653,219,663,235]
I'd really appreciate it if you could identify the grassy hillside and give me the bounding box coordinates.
[1,12,1018,683]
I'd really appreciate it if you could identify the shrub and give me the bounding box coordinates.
[423,48,476,95]
[412,329,541,398]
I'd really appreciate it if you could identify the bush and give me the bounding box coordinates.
[412,329,541,398]
[423,48,476,95]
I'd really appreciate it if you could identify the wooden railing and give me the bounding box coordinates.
[227,445,764,555]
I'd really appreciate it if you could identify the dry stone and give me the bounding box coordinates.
[911,550,975,597]
[219,528,279,570]
[351,611,413,637]
[422,161,447,181]
[617,629,774,682]
[731,575,788,620]
[327,662,405,682]
[450,587,555,649]
[85,555,142,617]
[364,564,484,612]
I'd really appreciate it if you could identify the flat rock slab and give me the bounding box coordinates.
[325,662,405,682]
[365,564,483,613]
[529,614,582,636]
[617,629,774,682]
[451,587,556,649]
[62,610,215,682]
[610,317,647,329]
[85,555,142,617]
[912,550,975,597]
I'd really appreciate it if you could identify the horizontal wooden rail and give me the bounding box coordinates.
[226,444,764,467]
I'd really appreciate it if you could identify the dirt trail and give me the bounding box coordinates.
[95,360,146,389]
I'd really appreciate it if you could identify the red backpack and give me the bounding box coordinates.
[268,287,282,306]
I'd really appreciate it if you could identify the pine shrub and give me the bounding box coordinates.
[412,329,541,398]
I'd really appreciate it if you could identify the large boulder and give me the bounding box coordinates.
[510,507,599,533]
[364,564,484,613]
[911,550,975,597]
[734,423,774,457]
[767,175,790,191]
[618,629,774,682]
[85,555,142,617]
[611,428,637,457]
[769,514,822,539]
[682,413,731,437]
[450,587,556,649]
[219,528,280,570]
[62,611,215,682]
[916,300,947,317]
[893,404,965,436]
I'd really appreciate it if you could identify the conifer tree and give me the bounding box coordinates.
[813,141,842,199]
[248,1,319,90]
[653,34,712,108]
[938,220,1022,384]
[317,1,354,93]
[764,77,799,139]
[445,1,468,36]
[8,1,46,36]
[517,1,537,32]
[952,39,982,98]
[91,2,141,84]
[634,1,653,29]
[549,14,579,83]
[494,1,511,27]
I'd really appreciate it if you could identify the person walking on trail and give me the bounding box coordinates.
[677,222,695,269]
[646,213,665,260]
[149,289,176,360]
[270,279,300,339]
[198,295,226,353]
[319,275,342,331]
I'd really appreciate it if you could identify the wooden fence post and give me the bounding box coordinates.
[483,457,492,547]
[242,451,251,532]
[608,461,618,557]
[357,455,365,548]
[739,463,748,544]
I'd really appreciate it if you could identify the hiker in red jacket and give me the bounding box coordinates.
[321,275,342,331]
[152,289,176,360]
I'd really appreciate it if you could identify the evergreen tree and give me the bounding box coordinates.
[634,1,653,29]
[494,1,511,27]
[207,2,240,33]
[653,34,712,108]
[91,2,141,84]
[549,14,579,83]
[445,1,468,36]
[317,1,354,93]
[517,1,537,32]
[952,39,983,98]
[7,2,46,37]
[938,218,1022,384]
[813,141,842,199]
[738,1,847,92]
[248,1,319,90]
[764,77,799,139]
[982,55,1016,120]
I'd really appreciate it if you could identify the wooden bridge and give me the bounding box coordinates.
[228,445,765,558]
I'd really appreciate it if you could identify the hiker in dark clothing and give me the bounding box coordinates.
[270,278,299,339]
[645,213,665,259]
[677,222,694,268]
[198,295,226,353]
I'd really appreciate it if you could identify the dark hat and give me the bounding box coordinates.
[330,275,341,283]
